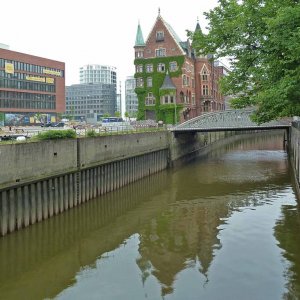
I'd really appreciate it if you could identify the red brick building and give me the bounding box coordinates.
[134,12,228,124]
[0,47,65,125]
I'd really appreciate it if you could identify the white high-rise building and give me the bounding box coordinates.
[80,64,117,85]
[125,76,138,117]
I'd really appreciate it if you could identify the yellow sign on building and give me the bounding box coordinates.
[25,76,54,84]
[26,76,45,82]
[5,62,14,74]
[43,69,62,76]
[46,77,54,84]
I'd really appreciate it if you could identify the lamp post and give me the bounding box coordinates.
[174,94,177,125]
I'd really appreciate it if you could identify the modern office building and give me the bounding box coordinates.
[115,81,122,115]
[125,76,138,117]
[79,64,117,85]
[0,46,65,126]
[65,83,116,121]
[133,12,228,124]
[78,64,118,118]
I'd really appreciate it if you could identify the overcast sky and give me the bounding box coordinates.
[1,0,219,89]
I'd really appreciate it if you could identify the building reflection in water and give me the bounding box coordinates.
[0,130,297,300]
[135,131,291,297]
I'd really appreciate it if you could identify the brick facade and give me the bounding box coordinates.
[0,48,65,114]
[134,13,228,124]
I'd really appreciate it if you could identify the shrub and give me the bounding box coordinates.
[86,129,98,137]
[36,129,76,140]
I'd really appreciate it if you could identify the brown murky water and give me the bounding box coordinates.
[0,131,299,300]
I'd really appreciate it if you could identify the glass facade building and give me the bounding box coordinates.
[125,76,138,116]
[79,65,117,85]
[65,83,116,121]
[0,47,65,125]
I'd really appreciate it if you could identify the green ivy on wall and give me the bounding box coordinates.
[159,103,183,124]
[159,89,176,97]
[0,112,4,126]
[134,55,185,124]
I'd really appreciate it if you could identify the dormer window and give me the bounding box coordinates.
[156,31,164,42]
[201,65,209,81]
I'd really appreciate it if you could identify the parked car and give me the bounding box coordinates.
[41,122,52,127]
[51,122,65,127]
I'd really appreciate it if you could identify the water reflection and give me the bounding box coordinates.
[0,172,171,299]
[275,204,300,298]
[0,131,299,300]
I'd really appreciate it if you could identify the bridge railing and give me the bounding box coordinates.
[174,109,291,131]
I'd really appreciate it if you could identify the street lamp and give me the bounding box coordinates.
[174,93,177,125]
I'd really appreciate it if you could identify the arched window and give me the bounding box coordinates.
[180,91,184,102]
[200,65,209,81]
[182,75,187,86]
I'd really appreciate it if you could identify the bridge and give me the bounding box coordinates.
[172,109,291,133]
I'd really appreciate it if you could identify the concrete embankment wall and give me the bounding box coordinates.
[0,130,230,236]
[169,131,228,165]
[289,122,300,198]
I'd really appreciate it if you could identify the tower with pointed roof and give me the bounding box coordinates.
[134,11,227,124]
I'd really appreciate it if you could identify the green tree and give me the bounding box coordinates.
[34,112,42,123]
[103,112,111,118]
[57,113,63,121]
[0,112,4,126]
[189,0,300,123]
[114,111,121,117]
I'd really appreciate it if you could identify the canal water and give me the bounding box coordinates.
[0,131,299,300]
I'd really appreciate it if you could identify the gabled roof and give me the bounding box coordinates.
[160,72,176,90]
[135,22,145,47]
[145,14,185,55]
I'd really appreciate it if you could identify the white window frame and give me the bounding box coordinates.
[202,84,209,95]
[192,94,195,105]
[147,77,152,87]
[155,48,166,57]
[157,63,165,72]
[137,51,144,58]
[145,92,155,105]
[169,61,178,72]
[201,65,209,81]
[161,94,175,104]
[182,74,187,86]
[136,64,143,73]
[146,64,153,73]
[136,77,144,87]
[192,78,195,88]
[156,31,164,41]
